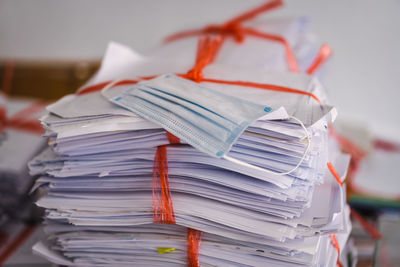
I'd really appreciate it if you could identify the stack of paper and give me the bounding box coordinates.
[30,12,351,267]
[0,95,45,227]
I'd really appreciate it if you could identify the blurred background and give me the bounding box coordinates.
[0,0,399,266]
[1,0,399,141]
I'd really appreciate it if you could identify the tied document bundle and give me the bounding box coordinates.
[29,1,353,267]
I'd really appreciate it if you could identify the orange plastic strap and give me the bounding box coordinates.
[77,75,321,105]
[330,234,343,267]
[186,36,223,82]
[350,208,382,240]
[0,224,37,265]
[77,30,320,107]
[327,162,343,187]
[165,0,283,43]
[164,1,299,72]
[329,126,366,162]
[374,138,400,152]
[153,136,202,265]
[329,125,366,180]
[166,131,181,144]
[306,44,332,75]
[187,228,202,267]
[0,101,45,135]
[152,145,176,224]
[202,77,321,103]
[241,27,299,72]
[152,131,180,224]
[0,106,7,134]
[224,0,283,26]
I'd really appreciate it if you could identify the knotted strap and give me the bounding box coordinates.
[186,36,223,82]
[165,0,300,72]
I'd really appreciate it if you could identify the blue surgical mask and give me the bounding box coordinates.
[108,74,272,158]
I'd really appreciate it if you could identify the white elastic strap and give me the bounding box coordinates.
[101,79,124,94]
[223,115,311,176]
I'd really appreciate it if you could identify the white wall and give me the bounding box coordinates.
[1,0,399,141]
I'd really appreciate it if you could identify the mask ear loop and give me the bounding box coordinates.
[100,79,125,95]
[223,115,311,176]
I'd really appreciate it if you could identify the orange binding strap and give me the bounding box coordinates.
[164,0,299,72]
[374,138,400,152]
[153,133,203,266]
[165,0,283,43]
[153,145,176,224]
[350,208,382,240]
[181,35,321,103]
[194,77,322,104]
[78,72,321,104]
[327,162,343,187]
[0,224,37,265]
[1,101,46,135]
[329,125,366,181]
[186,36,223,82]
[152,132,180,223]
[329,234,343,267]
[166,131,181,145]
[306,44,332,75]
[187,228,202,267]
[77,36,321,104]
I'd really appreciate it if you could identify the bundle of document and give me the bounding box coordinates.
[30,11,352,267]
[0,95,45,227]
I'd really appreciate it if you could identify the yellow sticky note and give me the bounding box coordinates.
[157,247,176,254]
